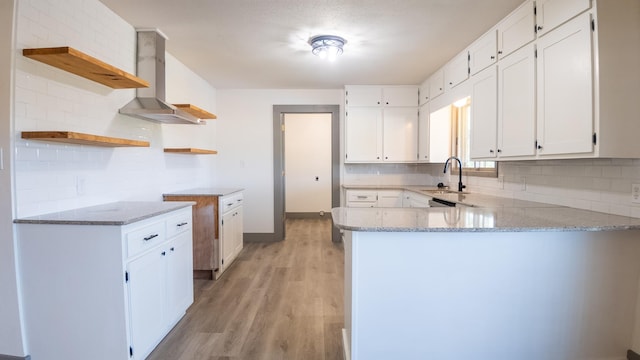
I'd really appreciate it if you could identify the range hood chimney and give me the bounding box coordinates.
[120,29,202,125]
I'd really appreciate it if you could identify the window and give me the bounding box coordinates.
[451,97,497,177]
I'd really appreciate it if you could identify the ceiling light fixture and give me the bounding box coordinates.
[308,35,346,61]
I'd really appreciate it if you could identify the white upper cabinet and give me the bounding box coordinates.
[470,66,498,160]
[428,69,445,100]
[469,29,498,75]
[497,0,535,59]
[382,107,419,162]
[419,78,430,106]
[498,43,536,158]
[536,12,593,156]
[345,107,383,162]
[383,86,419,107]
[444,50,469,90]
[536,0,591,36]
[418,103,430,162]
[344,85,419,163]
[345,86,383,107]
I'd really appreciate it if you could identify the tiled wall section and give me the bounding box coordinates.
[346,158,640,218]
[14,0,217,217]
[344,163,447,186]
[465,159,640,218]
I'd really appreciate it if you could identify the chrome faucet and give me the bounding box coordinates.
[443,156,466,192]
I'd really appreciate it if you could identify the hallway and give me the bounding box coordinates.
[147,218,345,360]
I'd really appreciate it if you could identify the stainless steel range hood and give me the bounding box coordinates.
[120,29,202,125]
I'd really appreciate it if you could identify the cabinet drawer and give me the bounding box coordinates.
[166,213,192,238]
[221,193,243,213]
[126,222,166,258]
[346,191,377,202]
[346,201,377,208]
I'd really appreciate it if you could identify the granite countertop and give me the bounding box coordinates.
[338,185,640,232]
[331,206,640,232]
[14,201,195,225]
[163,187,243,197]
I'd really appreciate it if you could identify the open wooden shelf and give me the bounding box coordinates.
[21,131,150,147]
[172,104,217,119]
[23,47,150,89]
[164,148,218,155]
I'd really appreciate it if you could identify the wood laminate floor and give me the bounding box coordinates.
[147,218,345,360]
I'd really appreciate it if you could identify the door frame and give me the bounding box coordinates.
[273,105,341,242]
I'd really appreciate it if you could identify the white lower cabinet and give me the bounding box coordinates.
[219,192,244,274]
[17,206,194,360]
[377,190,404,207]
[403,191,432,208]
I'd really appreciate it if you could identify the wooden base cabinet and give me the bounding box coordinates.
[16,206,194,360]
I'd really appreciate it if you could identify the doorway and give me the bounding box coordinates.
[273,105,341,242]
[284,113,332,217]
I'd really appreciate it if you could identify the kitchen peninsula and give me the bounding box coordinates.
[332,199,640,360]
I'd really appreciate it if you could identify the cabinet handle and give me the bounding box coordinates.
[537,144,543,150]
[161,251,166,256]
[490,55,495,60]
[489,149,494,153]
[377,101,380,105]
[385,102,389,105]
[177,222,188,227]
[497,149,502,153]
[376,156,380,159]
[449,82,453,85]
[237,199,243,203]
[357,196,368,199]
[498,50,503,55]
[439,87,443,91]
[227,203,234,206]
[537,25,543,31]
[170,247,175,251]
[143,234,158,241]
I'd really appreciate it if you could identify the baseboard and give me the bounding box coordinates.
[342,328,350,360]
[0,354,31,360]
[286,212,331,219]
[243,233,279,242]
[629,349,640,360]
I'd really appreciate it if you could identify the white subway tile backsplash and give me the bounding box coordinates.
[13,0,218,217]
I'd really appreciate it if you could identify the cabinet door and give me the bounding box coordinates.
[345,107,383,162]
[128,249,167,359]
[444,51,469,90]
[382,107,418,162]
[383,86,418,107]
[428,69,445,99]
[377,190,404,207]
[166,231,193,324]
[417,103,430,162]
[232,206,244,260]
[498,43,536,158]
[220,211,234,271]
[497,0,535,59]
[536,0,591,36]
[537,12,593,156]
[470,65,498,159]
[345,86,382,106]
[419,79,430,105]
[469,29,497,75]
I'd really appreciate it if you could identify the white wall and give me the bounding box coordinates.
[0,0,27,357]
[13,0,217,217]
[215,89,343,233]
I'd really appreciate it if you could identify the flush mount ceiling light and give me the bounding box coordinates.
[308,35,346,61]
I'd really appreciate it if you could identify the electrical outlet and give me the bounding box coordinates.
[632,184,640,204]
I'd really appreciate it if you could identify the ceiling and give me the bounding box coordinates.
[99,0,524,89]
